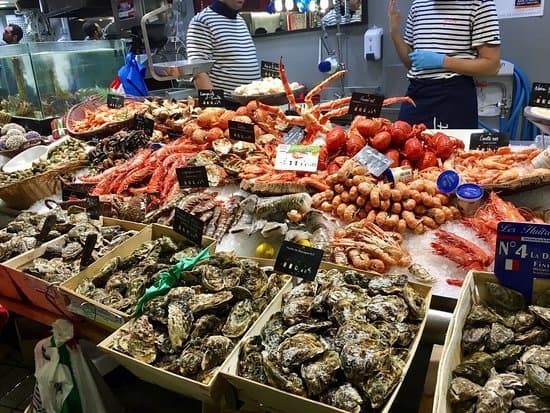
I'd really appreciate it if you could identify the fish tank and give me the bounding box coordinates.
[0,40,126,120]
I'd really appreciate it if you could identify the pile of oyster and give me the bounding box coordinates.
[24,221,138,284]
[449,282,550,413]
[237,269,427,412]
[107,252,290,384]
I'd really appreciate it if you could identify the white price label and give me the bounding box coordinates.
[274,144,320,172]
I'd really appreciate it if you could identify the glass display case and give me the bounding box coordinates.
[0,40,126,120]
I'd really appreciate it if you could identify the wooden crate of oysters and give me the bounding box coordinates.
[0,216,145,317]
[60,224,216,330]
[97,254,292,403]
[434,271,550,413]
[221,261,432,413]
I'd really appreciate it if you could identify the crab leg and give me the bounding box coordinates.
[319,107,349,124]
[383,96,416,107]
[257,101,290,122]
[279,57,299,113]
[318,97,351,111]
[305,70,348,108]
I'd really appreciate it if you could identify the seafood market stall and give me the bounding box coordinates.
[0,57,549,413]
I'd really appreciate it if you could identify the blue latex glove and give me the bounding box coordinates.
[409,50,445,70]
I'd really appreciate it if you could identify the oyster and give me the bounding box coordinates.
[91,256,121,287]
[301,350,341,396]
[319,383,363,413]
[127,316,157,364]
[189,315,222,340]
[142,295,169,324]
[494,344,524,371]
[342,269,371,289]
[104,273,130,295]
[340,338,389,381]
[221,267,243,289]
[283,282,316,302]
[466,303,501,326]
[155,330,174,355]
[179,345,203,377]
[198,264,225,292]
[394,322,415,347]
[402,284,426,320]
[487,323,515,352]
[261,312,286,352]
[367,273,408,295]
[61,241,83,260]
[167,302,193,350]
[448,377,482,403]
[509,311,537,333]
[195,367,218,384]
[334,320,387,350]
[221,299,255,338]
[485,282,525,311]
[265,272,291,302]
[475,375,515,413]
[283,320,333,338]
[528,305,550,328]
[238,259,268,299]
[360,356,404,409]
[512,394,550,413]
[156,354,179,373]
[365,295,408,323]
[238,336,266,384]
[188,291,233,314]
[453,352,494,385]
[282,296,314,325]
[497,372,529,393]
[521,345,550,369]
[525,363,550,398]
[262,352,306,397]
[277,333,326,367]
[462,326,490,355]
[515,326,550,346]
[201,335,234,371]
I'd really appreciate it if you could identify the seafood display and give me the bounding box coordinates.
[0,123,43,153]
[234,77,302,96]
[88,129,150,171]
[69,99,147,133]
[106,253,291,383]
[448,281,550,413]
[236,268,428,411]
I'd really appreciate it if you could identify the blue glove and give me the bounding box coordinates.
[409,50,445,70]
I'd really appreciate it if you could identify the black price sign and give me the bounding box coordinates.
[228,120,255,143]
[198,89,225,107]
[530,83,550,108]
[107,93,125,109]
[348,92,384,118]
[134,114,155,136]
[173,207,204,246]
[167,129,182,140]
[37,215,57,242]
[283,126,305,145]
[86,196,100,220]
[470,131,510,151]
[176,166,209,188]
[274,241,324,281]
[261,60,281,79]
[80,232,98,268]
[61,183,93,201]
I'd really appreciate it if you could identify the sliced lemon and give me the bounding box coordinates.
[255,242,275,259]
[296,239,312,247]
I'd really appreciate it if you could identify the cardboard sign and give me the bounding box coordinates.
[283,126,305,145]
[348,92,384,118]
[469,131,510,151]
[198,89,225,107]
[274,144,320,172]
[86,196,100,220]
[173,207,204,246]
[107,93,125,109]
[176,166,209,188]
[494,221,550,301]
[354,145,392,177]
[530,82,550,108]
[228,120,255,143]
[274,241,324,281]
[261,60,281,79]
[134,114,155,136]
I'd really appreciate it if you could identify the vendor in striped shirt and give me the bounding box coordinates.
[186,0,261,94]
[389,0,501,129]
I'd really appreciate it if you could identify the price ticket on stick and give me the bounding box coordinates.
[274,144,320,172]
[173,207,204,246]
[469,131,509,151]
[353,145,392,177]
[198,89,225,108]
[176,166,209,188]
[261,60,281,79]
[348,92,384,118]
[530,83,550,108]
[274,241,324,281]
[107,93,124,109]
[494,221,550,302]
[134,114,155,136]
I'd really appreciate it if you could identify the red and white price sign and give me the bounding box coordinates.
[274,144,320,172]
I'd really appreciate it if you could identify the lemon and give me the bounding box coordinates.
[255,242,275,259]
[296,239,312,247]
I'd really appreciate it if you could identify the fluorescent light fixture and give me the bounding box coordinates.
[320,0,329,11]
[274,0,283,12]
[285,0,294,11]
[308,0,316,11]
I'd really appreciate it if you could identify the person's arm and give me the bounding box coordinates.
[389,0,412,69]
[443,44,500,77]
[193,72,214,90]
[186,19,214,89]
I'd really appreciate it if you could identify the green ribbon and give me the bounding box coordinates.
[51,336,83,413]
[133,247,210,316]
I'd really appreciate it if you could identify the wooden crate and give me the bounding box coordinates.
[60,224,216,330]
[97,258,291,404]
[221,261,433,413]
[0,218,146,319]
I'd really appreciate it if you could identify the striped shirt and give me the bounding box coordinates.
[404,0,501,80]
[321,7,362,26]
[186,2,260,94]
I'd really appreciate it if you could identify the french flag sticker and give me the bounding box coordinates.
[505,259,520,271]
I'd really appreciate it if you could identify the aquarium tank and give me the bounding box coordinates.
[0,40,126,120]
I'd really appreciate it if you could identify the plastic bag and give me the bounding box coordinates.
[117,53,149,97]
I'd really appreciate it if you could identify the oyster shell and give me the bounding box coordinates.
[238,336,266,384]
[367,273,408,295]
[167,302,193,350]
[365,295,408,323]
[475,375,515,413]
[512,394,550,413]
[277,333,326,368]
[283,320,333,338]
[497,372,528,393]
[485,282,525,311]
[188,291,233,314]
[282,296,314,325]
[487,323,515,352]
[340,338,389,381]
[262,351,306,396]
[91,256,121,287]
[453,352,494,385]
[61,241,83,260]
[179,345,204,377]
[402,284,426,320]
[238,259,268,299]
[515,326,550,346]
[466,303,502,326]
[448,377,482,403]
[261,312,286,352]
[360,356,404,409]
[301,350,341,396]
[195,367,218,384]
[189,315,222,340]
[201,335,234,371]
[462,326,490,355]
[142,295,169,324]
[334,320,387,351]
[494,344,524,371]
[319,383,363,413]
[155,330,174,355]
[521,345,550,370]
[509,311,537,333]
[528,305,550,328]
[156,354,179,373]
[525,363,550,398]
[127,316,157,364]
[221,299,255,338]
[265,272,292,302]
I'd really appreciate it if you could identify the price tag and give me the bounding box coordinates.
[173,207,204,246]
[274,144,320,172]
[37,215,57,242]
[176,166,209,188]
[469,131,510,151]
[134,114,155,136]
[86,196,100,220]
[228,120,255,143]
[530,82,550,108]
[283,126,305,145]
[80,232,98,268]
[354,145,392,177]
[495,221,550,302]
[348,92,384,118]
[61,183,92,201]
[261,60,281,79]
[198,89,225,107]
[107,93,125,109]
[274,241,324,281]
[167,129,182,140]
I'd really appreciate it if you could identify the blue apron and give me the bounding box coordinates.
[398,75,478,129]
